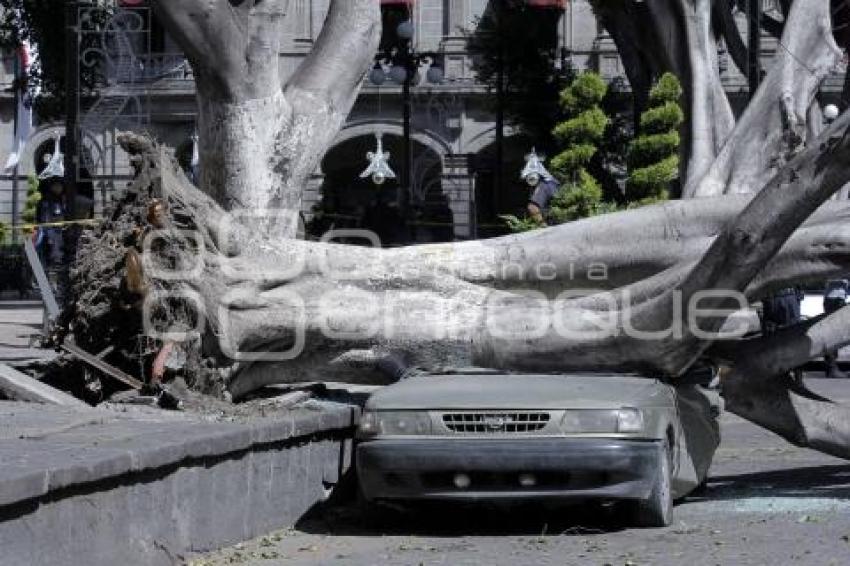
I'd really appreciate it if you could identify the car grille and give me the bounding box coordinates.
[442,412,551,434]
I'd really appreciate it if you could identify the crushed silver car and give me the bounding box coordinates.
[356,370,721,527]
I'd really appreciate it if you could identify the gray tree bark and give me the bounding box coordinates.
[80,110,850,406]
[689,0,843,196]
[598,0,843,198]
[150,0,381,237]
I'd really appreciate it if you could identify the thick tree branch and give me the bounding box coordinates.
[656,110,850,372]
[715,307,850,377]
[285,0,382,114]
[716,0,750,76]
[718,307,850,460]
[690,0,843,196]
[724,376,850,460]
[150,0,288,101]
[594,1,660,122]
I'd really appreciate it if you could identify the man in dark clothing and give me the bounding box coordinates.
[527,176,560,225]
[761,288,803,335]
[521,149,559,225]
[761,287,805,385]
[823,279,849,378]
[37,177,67,268]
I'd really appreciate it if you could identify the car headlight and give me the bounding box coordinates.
[559,408,644,433]
[357,411,432,438]
[560,410,618,433]
[616,407,644,432]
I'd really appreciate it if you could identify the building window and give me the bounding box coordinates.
[380,1,414,52]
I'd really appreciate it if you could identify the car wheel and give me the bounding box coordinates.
[631,441,673,528]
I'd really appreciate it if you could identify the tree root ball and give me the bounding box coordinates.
[56,135,225,398]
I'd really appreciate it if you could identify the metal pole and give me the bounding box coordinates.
[65,0,79,219]
[495,0,505,215]
[401,45,413,238]
[10,51,20,244]
[747,0,762,99]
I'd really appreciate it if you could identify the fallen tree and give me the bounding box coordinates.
[48,0,850,461]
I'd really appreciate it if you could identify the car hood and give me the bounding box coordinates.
[365,373,671,411]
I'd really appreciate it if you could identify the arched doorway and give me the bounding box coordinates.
[309,133,451,246]
[470,135,534,238]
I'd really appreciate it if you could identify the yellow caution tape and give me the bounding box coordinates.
[14,219,103,231]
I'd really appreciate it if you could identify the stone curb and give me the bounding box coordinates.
[0,402,359,509]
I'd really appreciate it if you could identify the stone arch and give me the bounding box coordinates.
[22,124,66,177]
[22,124,125,215]
[308,126,458,246]
[333,119,453,161]
[469,133,536,238]
[464,126,498,157]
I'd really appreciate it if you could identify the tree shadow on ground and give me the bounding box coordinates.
[297,498,629,537]
[296,471,630,537]
[681,464,850,505]
[297,464,850,537]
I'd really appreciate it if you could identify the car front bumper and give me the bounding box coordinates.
[356,437,661,502]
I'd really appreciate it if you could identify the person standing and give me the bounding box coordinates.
[522,150,559,225]
[526,175,560,226]
[37,177,67,269]
[760,287,805,385]
[760,287,803,335]
[823,279,849,378]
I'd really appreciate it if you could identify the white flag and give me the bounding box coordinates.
[5,42,33,172]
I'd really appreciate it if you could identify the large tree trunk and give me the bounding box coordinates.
[66,109,850,403]
[151,0,382,236]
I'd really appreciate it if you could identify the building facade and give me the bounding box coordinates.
[0,0,845,244]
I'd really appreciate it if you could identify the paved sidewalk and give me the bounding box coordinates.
[0,301,56,364]
[0,399,359,566]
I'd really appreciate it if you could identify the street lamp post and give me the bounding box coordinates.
[495,0,505,213]
[398,20,414,215]
[824,104,840,124]
[747,0,762,100]
[65,0,79,219]
[369,19,444,240]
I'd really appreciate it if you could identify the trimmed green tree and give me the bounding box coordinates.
[547,72,613,224]
[21,175,41,229]
[626,73,684,204]
[503,72,613,232]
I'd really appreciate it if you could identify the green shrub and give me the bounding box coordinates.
[627,131,680,169]
[547,73,609,209]
[21,175,41,228]
[649,73,683,106]
[552,107,609,145]
[499,214,545,233]
[627,155,679,198]
[0,221,8,245]
[627,73,682,203]
[548,170,605,222]
[559,72,608,114]
[549,144,598,178]
[640,102,684,135]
